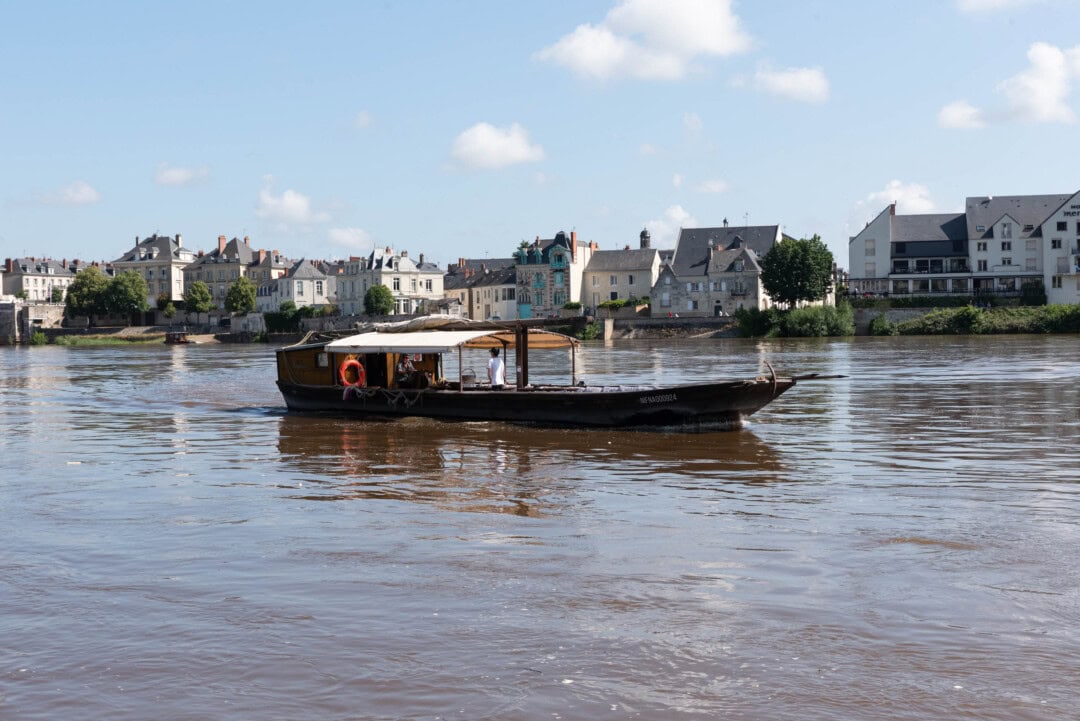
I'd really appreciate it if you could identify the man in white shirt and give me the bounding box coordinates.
[487,347,506,390]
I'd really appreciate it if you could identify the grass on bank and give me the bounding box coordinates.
[870,304,1080,336]
[50,334,167,346]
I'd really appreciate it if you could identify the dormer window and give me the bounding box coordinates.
[976,225,985,232]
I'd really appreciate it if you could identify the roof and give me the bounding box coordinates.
[965,194,1071,239]
[585,248,658,272]
[671,225,779,276]
[287,259,326,279]
[892,213,967,242]
[326,327,577,354]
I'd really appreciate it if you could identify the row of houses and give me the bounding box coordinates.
[2,220,789,320]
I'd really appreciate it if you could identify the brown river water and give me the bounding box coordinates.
[2,335,1079,720]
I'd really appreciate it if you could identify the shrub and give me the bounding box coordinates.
[869,313,898,336]
[29,331,48,345]
[577,321,602,340]
[562,301,582,310]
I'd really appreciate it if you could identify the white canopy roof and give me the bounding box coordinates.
[325,328,577,354]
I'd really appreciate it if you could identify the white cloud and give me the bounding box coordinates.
[328,227,374,251]
[957,0,1038,12]
[997,42,1077,123]
[643,204,697,246]
[535,0,750,81]
[672,173,683,188]
[450,122,544,170]
[255,178,331,231]
[851,180,937,232]
[938,100,986,129]
[39,180,101,206]
[155,163,210,186]
[354,110,373,129]
[752,64,829,103]
[696,179,729,193]
[683,112,703,133]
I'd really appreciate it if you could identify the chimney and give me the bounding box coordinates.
[401,250,408,258]
[218,235,227,253]
[480,263,487,274]
[624,244,630,251]
[243,235,250,245]
[258,249,267,263]
[385,246,391,254]
[175,233,182,247]
[590,240,598,252]
[419,253,424,265]
[4,258,12,273]
[570,231,578,257]
[723,218,729,228]
[62,258,67,268]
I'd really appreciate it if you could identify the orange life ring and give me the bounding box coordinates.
[339,358,366,387]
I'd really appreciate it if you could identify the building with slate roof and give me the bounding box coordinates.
[111,233,197,306]
[582,229,661,312]
[182,235,290,310]
[849,190,1080,303]
[2,257,78,302]
[256,258,331,312]
[337,247,444,316]
[444,259,518,320]
[650,222,783,316]
[513,230,596,319]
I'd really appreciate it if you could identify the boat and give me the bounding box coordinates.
[275,317,824,430]
[164,330,190,344]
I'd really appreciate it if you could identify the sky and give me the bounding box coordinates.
[3,0,1080,271]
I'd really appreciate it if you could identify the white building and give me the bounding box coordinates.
[337,247,444,316]
[849,190,1080,304]
[111,234,197,306]
[2,257,77,302]
[256,259,331,312]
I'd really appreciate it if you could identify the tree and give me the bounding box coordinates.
[760,235,834,308]
[104,270,150,320]
[156,292,171,311]
[66,265,110,324]
[364,284,395,316]
[225,276,257,314]
[184,280,214,324]
[51,286,65,303]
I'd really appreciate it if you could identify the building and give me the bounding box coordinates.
[650,222,782,316]
[182,235,288,310]
[848,190,1080,304]
[111,234,197,306]
[514,230,596,319]
[337,247,444,316]
[444,258,517,320]
[256,258,331,312]
[582,228,661,312]
[2,257,77,302]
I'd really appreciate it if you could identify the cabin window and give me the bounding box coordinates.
[317,352,328,368]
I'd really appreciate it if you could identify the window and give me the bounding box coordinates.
[392,277,401,291]
[894,242,907,254]
[1002,222,1012,238]
[1026,258,1037,271]
[609,275,617,285]
[410,278,417,292]
[660,292,670,307]
[1001,241,1012,251]
[976,225,985,232]
[1026,239,1037,251]
[554,271,564,288]
[425,279,432,292]
[865,262,875,277]
[734,261,744,272]
[864,238,875,257]
[1023,224,1034,232]
[1058,221,1067,231]
[627,274,634,285]
[1052,239,1062,249]
[663,276,671,286]
[1053,275,1063,288]
[315,280,324,295]
[977,242,987,252]
[1001,257,1012,266]
[1076,222,1080,235]
[978,260,988,272]
[591,276,598,287]
[687,300,698,311]
[296,281,304,296]
[610,291,618,301]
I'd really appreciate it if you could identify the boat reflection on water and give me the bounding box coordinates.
[275,413,785,513]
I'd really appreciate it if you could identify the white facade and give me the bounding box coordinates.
[337,248,444,316]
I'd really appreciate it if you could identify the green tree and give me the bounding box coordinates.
[104,270,150,320]
[15,289,28,300]
[66,265,110,324]
[156,292,171,311]
[364,284,395,316]
[760,235,834,308]
[184,280,214,324]
[225,276,257,314]
[51,286,65,303]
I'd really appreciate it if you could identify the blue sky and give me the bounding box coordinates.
[3,0,1080,270]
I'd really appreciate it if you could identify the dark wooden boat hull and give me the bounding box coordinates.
[276,377,795,429]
